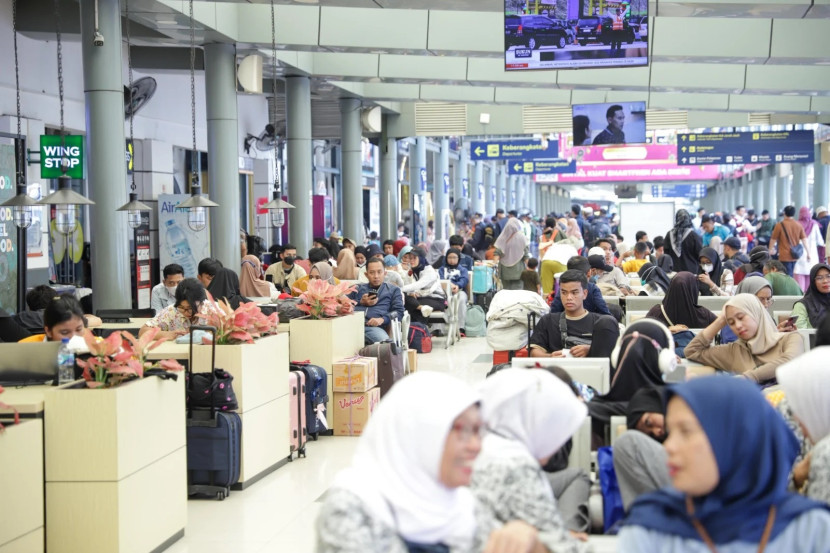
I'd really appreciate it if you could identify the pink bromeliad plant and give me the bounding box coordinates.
[199,293,279,345]
[0,385,19,432]
[76,327,185,389]
[293,279,357,319]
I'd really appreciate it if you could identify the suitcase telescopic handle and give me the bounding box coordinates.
[189,325,218,379]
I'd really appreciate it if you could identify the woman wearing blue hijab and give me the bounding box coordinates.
[619,376,830,552]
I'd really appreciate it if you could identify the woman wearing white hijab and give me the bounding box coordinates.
[684,293,804,383]
[778,348,830,505]
[317,372,544,553]
[494,218,530,291]
[472,369,589,553]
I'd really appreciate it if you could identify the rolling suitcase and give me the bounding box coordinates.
[290,361,329,440]
[288,370,307,460]
[472,265,495,294]
[186,326,241,500]
[359,313,406,396]
[491,313,537,365]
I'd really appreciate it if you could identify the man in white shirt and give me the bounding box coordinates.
[151,264,184,315]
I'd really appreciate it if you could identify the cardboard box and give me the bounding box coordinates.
[407,349,418,373]
[333,387,380,436]
[332,357,378,392]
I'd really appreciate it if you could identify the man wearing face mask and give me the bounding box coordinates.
[588,245,631,294]
[151,264,184,315]
[265,244,307,294]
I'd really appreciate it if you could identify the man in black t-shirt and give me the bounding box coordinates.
[529,270,619,358]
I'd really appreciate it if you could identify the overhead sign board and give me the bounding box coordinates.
[470,140,558,161]
[677,130,814,165]
[507,159,576,175]
[651,184,708,199]
[41,135,84,179]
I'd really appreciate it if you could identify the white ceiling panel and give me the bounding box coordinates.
[420,84,495,103]
[426,11,503,56]
[654,0,812,18]
[768,19,830,65]
[650,92,730,111]
[466,58,559,87]
[650,63,746,93]
[729,94,812,112]
[494,87,571,105]
[744,65,830,96]
[311,52,380,79]
[556,66,652,90]
[319,7,429,53]
[378,55,468,82]
[651,17,772,63]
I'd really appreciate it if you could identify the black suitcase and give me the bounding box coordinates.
[359,314,406,397]
[289,361,329,440]
[186,326,242,500]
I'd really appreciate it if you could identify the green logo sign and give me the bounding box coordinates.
[40,135,84,179]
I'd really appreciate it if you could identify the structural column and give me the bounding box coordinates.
[814,144,830,210]
[472,160,484,216]
[535,184,543,217]
[434,138,450,240]
[285,77,313,254]
[80,0,130,308]
[792,163,809,209]
[456,146,469,213]
[340,98,363,242]
[496,165,506,211]
[776,166,790,213]
[507,175,517,211]
[764,165,777,217]
[380,117,397,241]
[204,43,240,269]
[414,137,427,243]
[485,162,496,216]
[753,169,764,215]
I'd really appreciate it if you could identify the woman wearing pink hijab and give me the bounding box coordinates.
[794,206,826,292]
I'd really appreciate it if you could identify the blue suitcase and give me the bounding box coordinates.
[186,326,242,500]
[290,362,329,439]
[472,265,495,294]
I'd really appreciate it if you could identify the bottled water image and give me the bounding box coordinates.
[57,338,75,385]
[165,219,198,277]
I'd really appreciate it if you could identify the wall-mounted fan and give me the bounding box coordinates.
[244,124,277,155]
[124,76,157,119]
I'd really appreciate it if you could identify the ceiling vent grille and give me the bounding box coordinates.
[522,106,572,134]
[646,110,688,129]
[415,103,467,136]
[749,112,772,126]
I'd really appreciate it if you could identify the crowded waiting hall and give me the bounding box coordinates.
[2,1,830,552]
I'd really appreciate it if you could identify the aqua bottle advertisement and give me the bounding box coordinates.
[157,194,211,279]
[0,144,18,313]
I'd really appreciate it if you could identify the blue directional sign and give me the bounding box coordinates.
[651,184,708,199]
[507,159,577,175]
[419,167,427,193]
[462,178,469,197]
[677,130,815,165]
[442,173,450,194]
[491,189,496,203]
[478,183,484,200]
[470,139,559,161]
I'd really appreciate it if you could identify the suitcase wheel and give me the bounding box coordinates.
[298,447,306,458]
[216,491,227,501]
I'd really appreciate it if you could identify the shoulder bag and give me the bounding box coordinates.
[782,223,804,259]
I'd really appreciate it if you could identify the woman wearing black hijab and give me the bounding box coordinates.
[587,319,674,444]
[207,268,250,310]
[697,246,734,297]
[663,209,701,274]
[638,263,670,296]
[791,263,830,330]
[646,271,718,330]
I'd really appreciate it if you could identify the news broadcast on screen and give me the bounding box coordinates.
[504,0,648,71]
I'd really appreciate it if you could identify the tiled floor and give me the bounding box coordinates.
[166,336,617,552]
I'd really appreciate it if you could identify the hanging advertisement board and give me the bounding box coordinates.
[157,194,211,279]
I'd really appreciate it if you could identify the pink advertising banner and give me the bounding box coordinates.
[536,137,722,183]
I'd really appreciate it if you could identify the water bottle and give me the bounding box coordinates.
[165,219,198,277]
[57,338,75,385]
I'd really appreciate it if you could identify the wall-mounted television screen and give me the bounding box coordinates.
[504,0,648,71]
[572,101,647,146]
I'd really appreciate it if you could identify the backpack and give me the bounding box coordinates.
[591,218,612,241]
[465,305,486,337]
[408,322,433,354]
[483,223,496,246]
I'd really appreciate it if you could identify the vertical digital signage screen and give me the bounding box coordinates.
[572,101,647,145]
[504,0,648,71]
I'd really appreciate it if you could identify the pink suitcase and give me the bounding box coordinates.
[288,371,307,461]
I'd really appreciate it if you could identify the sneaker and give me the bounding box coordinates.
[421,305,434,318]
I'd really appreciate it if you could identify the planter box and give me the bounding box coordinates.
[191,333,290,486]
[0,419,43,553]
[290,313,365,428]
[44,377,186,553]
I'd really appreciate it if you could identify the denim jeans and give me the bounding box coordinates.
[364,325,390,345]
[782,260,795,277]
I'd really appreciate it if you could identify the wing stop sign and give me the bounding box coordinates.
[40,135,84,179]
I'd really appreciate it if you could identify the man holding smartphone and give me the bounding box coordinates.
[348,258,405,345]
